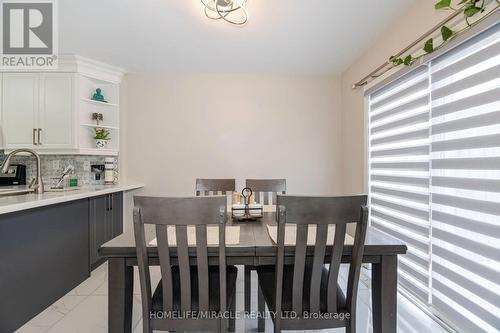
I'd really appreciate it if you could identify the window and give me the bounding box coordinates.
[368,22,500,332]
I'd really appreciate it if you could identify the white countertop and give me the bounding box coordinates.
[0,183,144,215]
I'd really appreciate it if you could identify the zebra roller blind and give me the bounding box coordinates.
[368,21,500,333]
[430,22,500,333]
[368,65,431,304]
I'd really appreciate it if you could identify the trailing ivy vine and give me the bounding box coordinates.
[389,0,500,68]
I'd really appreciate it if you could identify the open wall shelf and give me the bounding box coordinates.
[80,98,119,108]
[77,73,121,155]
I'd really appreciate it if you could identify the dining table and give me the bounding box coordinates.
[99,212,407,333]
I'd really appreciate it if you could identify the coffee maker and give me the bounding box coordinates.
[0,164,27,186]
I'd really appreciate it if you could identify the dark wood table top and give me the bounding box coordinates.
[100,212,407,260]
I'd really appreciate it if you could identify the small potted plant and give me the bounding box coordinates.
[94,127,110,149]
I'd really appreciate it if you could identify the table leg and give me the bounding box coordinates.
[108,258,134,333]
[244,266,251,313]
[372,255,398,333]
[257,284,265,332]
[229,292,236,332]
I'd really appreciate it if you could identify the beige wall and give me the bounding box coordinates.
[121,0,451,205]
[339,0,449,194]
[121,74,342,197]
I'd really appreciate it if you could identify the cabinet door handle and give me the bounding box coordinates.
[106,195,112,211]
[32,128,37,145]
[38,128,42,145]
[110,194,113,211]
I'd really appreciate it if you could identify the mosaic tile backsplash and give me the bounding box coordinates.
[0,151,118,186]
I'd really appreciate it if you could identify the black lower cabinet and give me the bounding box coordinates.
[109,192,124,244]
[0,200,90,333]
[89,192,123,268]
[0,191,124,332]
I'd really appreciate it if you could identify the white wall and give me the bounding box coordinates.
[121,74,342,198]
[339,0,449,193]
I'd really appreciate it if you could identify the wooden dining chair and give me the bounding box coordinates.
[244,179,286,331]
[246,179,286,205]
[257,195,368,333]
[195,178,237,331]
[133,195,238,333]
[195,178,236,196]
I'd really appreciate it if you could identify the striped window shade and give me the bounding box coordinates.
[368,20,500,333]
[430,22,500,333]
[368,65,432,304]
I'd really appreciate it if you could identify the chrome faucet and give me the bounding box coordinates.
[1,149,44,194]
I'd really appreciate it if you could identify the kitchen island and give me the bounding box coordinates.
[0,183,142,215]
[0,183,143,332]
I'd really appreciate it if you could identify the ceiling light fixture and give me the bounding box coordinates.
[201,0,248,26]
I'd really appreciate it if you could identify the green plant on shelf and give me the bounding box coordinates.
[94,127,110,141]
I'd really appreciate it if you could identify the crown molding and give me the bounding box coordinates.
[59,54,126,83]
[0,54,126,83]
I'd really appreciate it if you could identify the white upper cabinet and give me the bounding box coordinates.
[3,73,75,150]
[2,73,40,149]
[1,55,124,155]
[38,73,75,149]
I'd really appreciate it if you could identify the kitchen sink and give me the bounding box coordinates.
[0,187,34,196]
[45,187,80,193]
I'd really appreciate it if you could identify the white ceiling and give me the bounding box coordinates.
[59,0,415,74]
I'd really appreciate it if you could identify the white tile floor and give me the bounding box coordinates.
[16,262,448,333]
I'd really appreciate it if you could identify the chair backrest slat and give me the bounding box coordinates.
[176,225,191,312]
[310,224,328,314]
[254,191,260,204]
[155,224,173,311]
[195,225,209,312]
[292,224,308,314]
[245,179,286,205]
[218,215,227,316]
[263,192,268,205]
[275,194,368,323]
[327,223,346,314]
[196,178,235,196]
[346,206,369,313]
[133,195,228,330]
[275,209,286,323]
[133,208,153,316]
